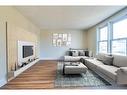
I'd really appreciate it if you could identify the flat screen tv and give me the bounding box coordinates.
[23,46,33,58]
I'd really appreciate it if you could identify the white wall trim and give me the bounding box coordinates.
[0,77,7,87]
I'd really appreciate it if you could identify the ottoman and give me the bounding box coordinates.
[63,62,87,74]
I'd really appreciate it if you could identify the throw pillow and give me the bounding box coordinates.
[72,51,79,57]
[102,55,114,65]
[96,53,105,61]
[68,51,72,56]
[85,51,89,57]
[79,50,85,56]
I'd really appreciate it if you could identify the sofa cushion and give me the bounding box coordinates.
[97,65,119,81]
[102,55,114,65]
[85,59,104,69]
[85,59,104,66]
[64,56,88,61]
[64,56,80,61]
[113,55,127,67]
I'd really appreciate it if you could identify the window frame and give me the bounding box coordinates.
[97,15,127,56]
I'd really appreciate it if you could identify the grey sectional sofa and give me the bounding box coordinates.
[83,53,127,85]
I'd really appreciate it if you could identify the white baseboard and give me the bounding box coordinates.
[0,77,7,87]
[40,58,59,60]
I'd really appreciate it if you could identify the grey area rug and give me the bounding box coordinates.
[55,62,111,88]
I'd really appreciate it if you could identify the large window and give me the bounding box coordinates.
[111,18,127,56]
[97,16,127,56]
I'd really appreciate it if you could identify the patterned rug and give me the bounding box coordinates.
[55,62,111,88]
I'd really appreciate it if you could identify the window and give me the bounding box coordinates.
[100,26,108,40]
[97,16,127,56]
[111,17,127,56]
[98,26,108,53]
[113,18,127,39]
[99,42,107,53]
[112,40,126,56]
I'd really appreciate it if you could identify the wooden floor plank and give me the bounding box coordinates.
[2,60,57,89]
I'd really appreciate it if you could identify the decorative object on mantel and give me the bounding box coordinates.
[52,33,71,47]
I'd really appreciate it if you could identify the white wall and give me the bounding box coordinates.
[87,27,97,55]
[0,20,7,87]
[40,30,87,60]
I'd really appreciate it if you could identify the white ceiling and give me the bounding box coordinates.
[16,6,125,30]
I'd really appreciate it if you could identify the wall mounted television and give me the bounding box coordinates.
[23,46,33,58]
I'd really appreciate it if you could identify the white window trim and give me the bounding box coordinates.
[97,24,108,54]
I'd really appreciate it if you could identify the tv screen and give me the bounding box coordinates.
[23,46,33,58]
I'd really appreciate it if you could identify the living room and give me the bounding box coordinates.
[0,5,127,90]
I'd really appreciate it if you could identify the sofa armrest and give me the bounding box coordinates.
[116,67,127,84]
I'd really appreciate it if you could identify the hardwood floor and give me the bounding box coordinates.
[2,60,127,89]
[2,60,57,89]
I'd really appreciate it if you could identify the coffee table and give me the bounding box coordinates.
[63,62,87,75]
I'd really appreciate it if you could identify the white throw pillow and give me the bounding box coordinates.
[72,51,79,57]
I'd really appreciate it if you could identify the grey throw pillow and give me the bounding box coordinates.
[102,55,114,65]
[85,51,89,56]
[96,53,105,61]
[72,51,79,56]
[68,51,72,56]
[79,50,85,56]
